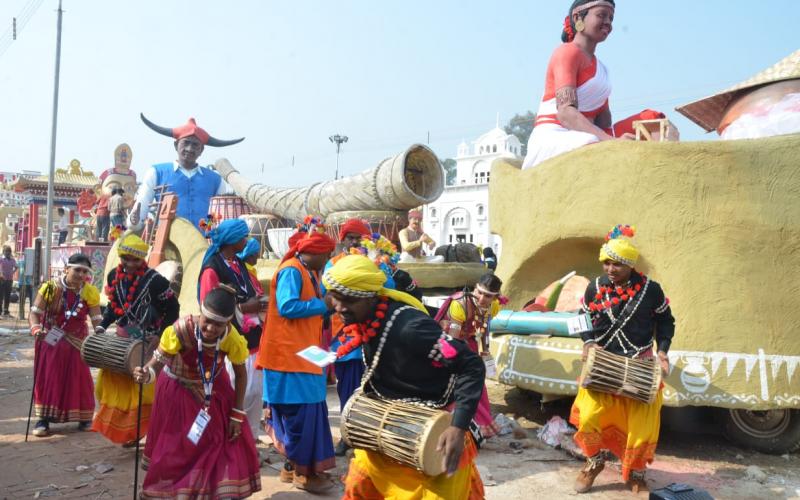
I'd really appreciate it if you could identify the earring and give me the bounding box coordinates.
[575,19,585,32]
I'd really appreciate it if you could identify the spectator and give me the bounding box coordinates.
[109,188,126,229]
[0,246,18,316]
[483,247,498,271]
[56,208,70,245]
[94,189,111,241]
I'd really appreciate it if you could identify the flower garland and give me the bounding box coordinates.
[335,296,389,358]
[587,273,645,313]
[349,233,401,278]
[198,213,223,236]
[105,263,147,316]
[109,224,124,242]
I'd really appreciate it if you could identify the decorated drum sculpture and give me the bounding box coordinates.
[208,194,251,221]
[580,348,661,404]
[81,333,146,375]
[341,390,451,476]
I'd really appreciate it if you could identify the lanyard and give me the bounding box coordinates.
[60,279,84,329]
[222,258,249,295]
[195,324,221,408]
[297,255,321,299]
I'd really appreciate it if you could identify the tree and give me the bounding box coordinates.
[441,158,457,186]
[504,111,536,157]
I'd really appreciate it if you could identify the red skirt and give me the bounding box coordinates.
[142,370,262,499]
[34,337,95,422]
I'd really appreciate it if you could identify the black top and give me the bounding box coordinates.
[202,253,260,349]
[580,272,675,356]
[361,300,485,430]
[101,267,179,338]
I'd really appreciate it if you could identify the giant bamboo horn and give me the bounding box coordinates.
[214,144,444,221]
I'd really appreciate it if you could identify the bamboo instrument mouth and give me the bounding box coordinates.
[399,144,444,204]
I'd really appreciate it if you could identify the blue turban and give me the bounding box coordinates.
[237,238,260,261]
[201,219,250,269]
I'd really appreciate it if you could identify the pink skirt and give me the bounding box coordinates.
[466,337,500,438]
[142,370,261,499]
[34,337,95,422]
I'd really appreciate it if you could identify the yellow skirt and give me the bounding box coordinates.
[91,369,154,444]
[343,434,484,500]
[569,387,662,481]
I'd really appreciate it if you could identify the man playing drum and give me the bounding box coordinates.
[323,255,486,500]
[571,225,675,494]
[92,234,179,446]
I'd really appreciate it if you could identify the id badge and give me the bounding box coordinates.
[187,408,211,445]
[482,354,497,378]
[44,327,65,346]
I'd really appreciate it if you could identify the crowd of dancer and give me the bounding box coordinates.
[23,2,679,498]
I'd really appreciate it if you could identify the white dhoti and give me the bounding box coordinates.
[226,352,264,438]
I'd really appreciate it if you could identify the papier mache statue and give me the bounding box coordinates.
[129,114,244,233]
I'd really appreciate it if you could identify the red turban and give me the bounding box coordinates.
[338,218,371,242]
[288,230,307,248]
[408,209,423,219]
[282,230,336,263]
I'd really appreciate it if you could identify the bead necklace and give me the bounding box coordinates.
[335,296,389,357]
[593,276,652,355]
[106,264,147,316]
[361,305,456,409]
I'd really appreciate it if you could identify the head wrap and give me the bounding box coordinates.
[408,209,423,220]
[201,219,250,268]
[288,229,307,248]
[598,224,639,267]
[281,217,336,263]
[202,284,237,322]
[237,238,261,261]
[338,218,371,242]
[117,233,149,259]
[323,255,427,313]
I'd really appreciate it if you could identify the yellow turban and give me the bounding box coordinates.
[118,233,149,259]
[322,255,428,314]
[599,224,639,266]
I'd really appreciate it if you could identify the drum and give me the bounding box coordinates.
[341,390,451,476]
[81,333,145,375]
[208,195,252,221]
[580,348,661,404]
[240,214,290,255]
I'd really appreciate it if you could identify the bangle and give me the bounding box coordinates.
[146,366,156,384]
[31,306,43,314]
[232,408,247,416]
[229,415,244,423]
[94,325,106,334]
[31,325,42,336]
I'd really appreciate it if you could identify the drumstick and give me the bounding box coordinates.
[133,334,146,499]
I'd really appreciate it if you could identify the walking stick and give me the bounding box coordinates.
[25,283,52,442]
[133,333,146,500]
[24,336,39,443]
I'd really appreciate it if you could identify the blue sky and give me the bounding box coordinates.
[0,1,794,186]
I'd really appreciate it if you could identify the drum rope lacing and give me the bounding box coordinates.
[361,305,456,409]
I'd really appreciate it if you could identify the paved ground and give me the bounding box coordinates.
[1,302,799,499]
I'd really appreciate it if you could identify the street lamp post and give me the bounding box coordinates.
[329,134,348,180]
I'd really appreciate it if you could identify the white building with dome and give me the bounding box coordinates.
[422,122,522,256]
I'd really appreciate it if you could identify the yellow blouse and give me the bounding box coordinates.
[38,281,101,307]
[159,323,249,365]
[448,297,500,323]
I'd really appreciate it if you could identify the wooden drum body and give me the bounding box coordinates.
[208,195,252,221]
[580,348,661,404]
[341,390,451,476]
[81,333,145,375]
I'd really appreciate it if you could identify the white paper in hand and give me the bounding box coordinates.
[296,346,337,368]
